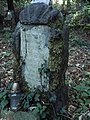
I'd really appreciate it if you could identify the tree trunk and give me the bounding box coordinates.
[7,0,14,10]
[7,0,14,11]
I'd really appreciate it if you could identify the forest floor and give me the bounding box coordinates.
[0,28,90,119]
[0,31,14,90]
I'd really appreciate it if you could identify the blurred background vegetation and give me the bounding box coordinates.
[0,0,90,27]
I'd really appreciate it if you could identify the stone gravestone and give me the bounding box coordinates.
[13,0,69,116]
[20,25,50,90]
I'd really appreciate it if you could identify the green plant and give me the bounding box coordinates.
[2,31,12,43]
[72,4,90,26]
[0,81,69,120]
[32,103,47,119]
[0,82,13,110]
[71,71,90,119]
[19,88,56,119]
[38,60,50,91]
[70,32,90,47]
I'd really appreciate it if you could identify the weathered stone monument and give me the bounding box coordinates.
[13,0,69,116]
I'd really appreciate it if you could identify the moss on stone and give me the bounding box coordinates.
[48,13,63,30]
[48,9,69,91]
[48,36,65,91]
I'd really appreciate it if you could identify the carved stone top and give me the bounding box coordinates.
[19,3,59,25]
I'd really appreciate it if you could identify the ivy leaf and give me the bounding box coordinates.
[42,106,47,111]
[74,85,90,91]
[24,101,29,109]
[34,94,40,102]
[1,99,8,109]
[81,92,89,97]
[83,71,90,78]
[7,82,13,90]
[84,99,90,105]
[2,91,8,96]
[36,103,42,109]
[0,91,7,99]
[77,99,84,104]
[33,107,40,114]
[60,106,67,114]
[40,106,47,114]
[0,93,4,99]
[49,95,57,103]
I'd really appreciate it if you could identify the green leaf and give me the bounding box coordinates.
[4,52,11,57]
[77,99,84,104]
[24,102,29,109]
[84,99,90,105]
[3,95,7,100]
[28,92,35,99]
[2,91,8,95]
[40,110,43,114]
[42,106,47,111]
[34,94,40,102]
[81,92,89,97]
[7,82,13,90]
[0,91,7,99]
[60,106,67,114]
[83,71,90,78]
[33,107,40,114]
[0,93,4,99]
[36,103,42,109]
[74,85,90,91]
[1,100,8,109]
[41,112,46,119]
[40,106,47,115]
[49,95,57,103]
[76,107,82,113]
[82,106,88,110]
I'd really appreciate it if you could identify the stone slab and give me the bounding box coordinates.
[20,25,50,90]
